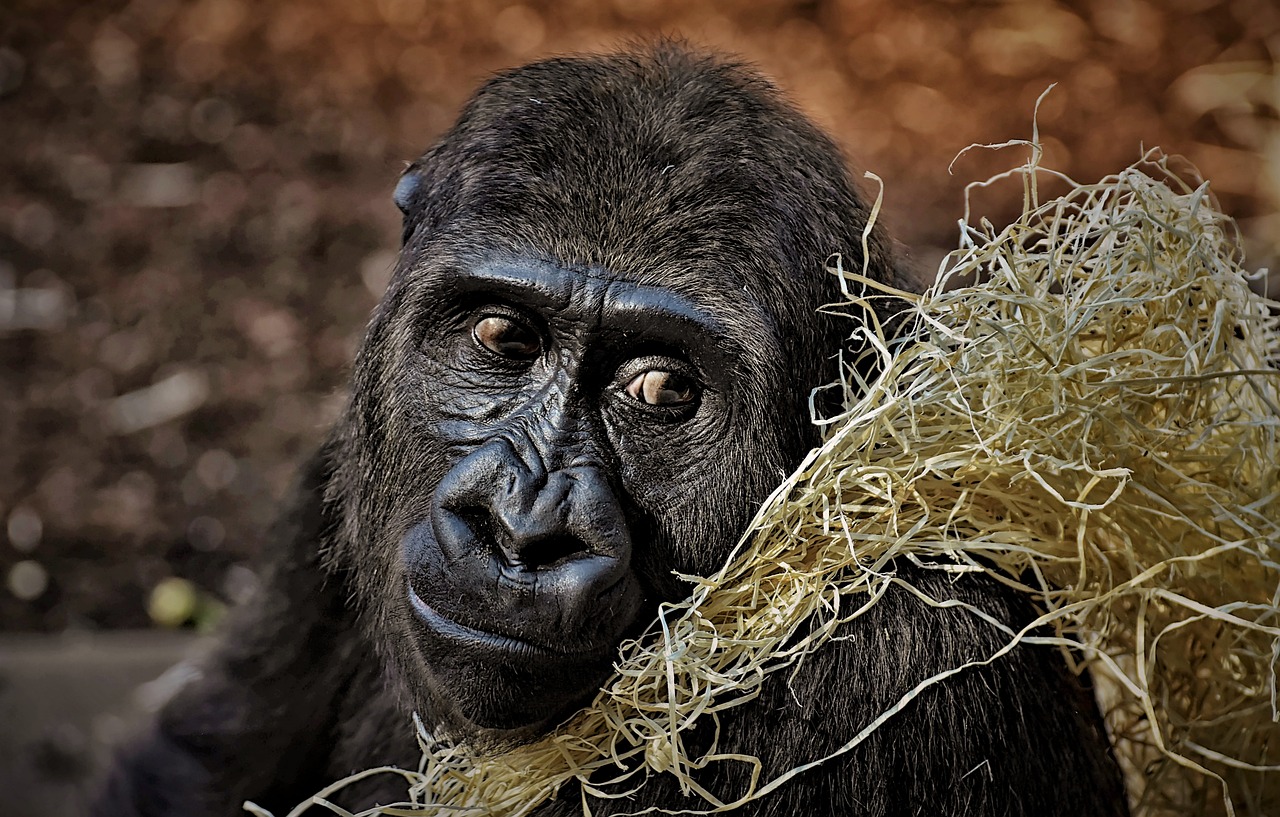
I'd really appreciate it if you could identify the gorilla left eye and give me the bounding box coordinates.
[473,314,541,359]
[625,370,698,407]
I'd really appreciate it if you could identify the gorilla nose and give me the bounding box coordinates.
[489,469,619,570]
[413,437,644,654]
[436,438,632,574]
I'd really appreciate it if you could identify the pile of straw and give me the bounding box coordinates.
[265,148,1280,817]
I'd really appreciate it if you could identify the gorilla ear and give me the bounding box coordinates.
[394,168,426,246]
[394,169,421,217]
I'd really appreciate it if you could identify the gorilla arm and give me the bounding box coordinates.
[90,446,364,817]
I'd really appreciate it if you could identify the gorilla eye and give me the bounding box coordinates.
[625,370,698,407]
[473,314,541,359]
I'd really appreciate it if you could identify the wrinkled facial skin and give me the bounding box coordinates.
[379,252,796,739]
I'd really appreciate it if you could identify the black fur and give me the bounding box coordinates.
[92,44,1129,816]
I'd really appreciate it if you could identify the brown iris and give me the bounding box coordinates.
[625,370,697,406]
[473,315,540,359]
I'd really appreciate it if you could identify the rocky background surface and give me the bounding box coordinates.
[2,0,1278,634]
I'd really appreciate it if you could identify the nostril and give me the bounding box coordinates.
[453,506,588,570]
[514,535,590,569]
[455,508,494,542]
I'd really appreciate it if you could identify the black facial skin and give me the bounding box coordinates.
[399,257,753,732]
[92,44,1130,817]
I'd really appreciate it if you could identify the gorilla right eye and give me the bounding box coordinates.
[472,313,541,359]
[625,370,698,407]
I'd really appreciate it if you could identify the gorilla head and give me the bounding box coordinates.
[329,45,900,740]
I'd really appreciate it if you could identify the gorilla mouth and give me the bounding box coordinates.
[407,585,618,660]
[399,494,646,730]
[406,578,631,732]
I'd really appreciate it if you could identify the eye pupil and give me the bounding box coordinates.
[627,370,696,407]
[474,316,540,359]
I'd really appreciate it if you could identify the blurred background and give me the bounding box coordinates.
[1,0,1277,809]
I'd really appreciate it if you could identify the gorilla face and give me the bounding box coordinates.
[380,250,799,736]
[329,46,896,742]
[399,251,785,729]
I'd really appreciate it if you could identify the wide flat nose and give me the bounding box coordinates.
[416,436,637,644]
[435,436,632,575]
[488,465,626,569]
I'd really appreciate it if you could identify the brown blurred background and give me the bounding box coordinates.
[3,0,1278,635]
[0,0,1276,810]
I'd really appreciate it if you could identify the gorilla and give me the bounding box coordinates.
[93,44,1129,816]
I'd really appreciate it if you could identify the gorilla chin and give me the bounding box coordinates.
[401,516,646,733]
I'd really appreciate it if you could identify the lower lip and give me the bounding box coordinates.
[407,588,608,660]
